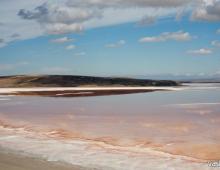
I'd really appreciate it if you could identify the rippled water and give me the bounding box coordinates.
[0,83,219,170]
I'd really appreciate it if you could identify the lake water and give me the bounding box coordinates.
[0,83,219,170]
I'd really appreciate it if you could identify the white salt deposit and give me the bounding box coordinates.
[0,127,212,170]
[0,86,182,94]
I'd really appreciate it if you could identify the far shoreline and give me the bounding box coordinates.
[0,86,181,97]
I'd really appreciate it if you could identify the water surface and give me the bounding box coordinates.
[0,83,219,169]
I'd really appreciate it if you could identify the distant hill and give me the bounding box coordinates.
[0,75,179,88]
[135,74,220,82]
[180,79,220,83]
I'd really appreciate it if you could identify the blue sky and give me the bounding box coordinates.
[0,0,220,78]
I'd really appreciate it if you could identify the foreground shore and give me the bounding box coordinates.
[0,149,90,170]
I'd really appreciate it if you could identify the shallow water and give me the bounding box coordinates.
[0,83,219,169]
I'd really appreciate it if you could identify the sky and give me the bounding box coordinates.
[0,0,220,78]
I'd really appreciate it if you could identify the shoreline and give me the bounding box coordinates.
[0,130,212,170]
[0,148,92,170]
[0,86,181,97]
[0,86,182,92]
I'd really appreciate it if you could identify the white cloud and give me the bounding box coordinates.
[0,0,217,48]
[74,52,86,56]
[191,0,220,21]
[45,23,83,34]
[84,7,179,30]
[137,15,156,26]
[17,2,102,34]
[139,36,163,42]
[139,30,192,43]
[187,48,212,55]
[217,29,220,34]
[65,44,76,50]
[67,0,191,8]
[175,8,185,21]
[50,37,74,43]
[211,40,220,47]
[106,40,126,48]
[15,0,192,37]
[0,0,44,48]
[0,38,6,48]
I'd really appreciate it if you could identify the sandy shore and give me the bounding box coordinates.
[0,149,91,170]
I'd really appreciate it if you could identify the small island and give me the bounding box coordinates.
[0,75,180,97]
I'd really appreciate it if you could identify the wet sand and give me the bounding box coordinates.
[0,148,90,170]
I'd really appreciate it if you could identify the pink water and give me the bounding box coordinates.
[0,83,219,169]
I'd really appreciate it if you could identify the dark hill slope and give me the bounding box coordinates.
[0,75,179,87]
